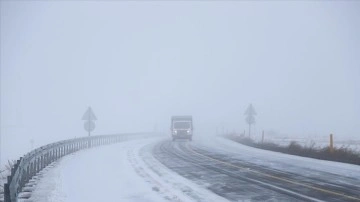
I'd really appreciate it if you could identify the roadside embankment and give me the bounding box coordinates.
[224,134,360,166]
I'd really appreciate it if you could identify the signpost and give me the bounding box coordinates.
[82,107,97,136]
[245,104,256,137]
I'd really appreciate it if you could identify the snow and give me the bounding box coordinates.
[23,134,360,202]
[29,137,228,202]
[249,133,360,153]
[196,135,360,180]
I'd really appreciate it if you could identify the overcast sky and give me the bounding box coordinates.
[1,1,360,163]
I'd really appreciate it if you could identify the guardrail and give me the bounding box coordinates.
[3,133,149,202]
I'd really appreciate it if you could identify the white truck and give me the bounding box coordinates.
[171,116,193,141]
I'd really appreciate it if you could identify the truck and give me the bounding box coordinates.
[170,116,193,141]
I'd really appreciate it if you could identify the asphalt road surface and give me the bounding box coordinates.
[153,140,360,202]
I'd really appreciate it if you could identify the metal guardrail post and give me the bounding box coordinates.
[4,183,10,202]
[39,157,42,170]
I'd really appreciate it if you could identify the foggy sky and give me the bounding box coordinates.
[1,1,360,164]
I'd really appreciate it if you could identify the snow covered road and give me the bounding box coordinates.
[27,135,360,202]
[154,136,360,202]
[28,137,227,202]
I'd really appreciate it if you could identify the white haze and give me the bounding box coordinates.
[1,1,360,165]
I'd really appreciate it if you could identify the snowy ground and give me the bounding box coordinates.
[28,137,227,202]
[196,135,360,181]
[247,133,360,153]
[16,134,360,202]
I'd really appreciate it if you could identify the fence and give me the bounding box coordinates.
[3,133,147,202]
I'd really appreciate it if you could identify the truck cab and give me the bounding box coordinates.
[171,116,193,141]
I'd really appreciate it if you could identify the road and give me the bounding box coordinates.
[28,135,360,202]
[153,139,360,202]
[28,136,227,202]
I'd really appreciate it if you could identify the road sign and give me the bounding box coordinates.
[244,104,256,137]
[244,104,257,116]
[82,107,97,136]
[245,116,255,125]
[82,107,97,121]
[84,121,95,132]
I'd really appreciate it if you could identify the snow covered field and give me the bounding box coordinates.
[248,133,360,153]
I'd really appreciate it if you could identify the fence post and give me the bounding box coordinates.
[329,134,334,153]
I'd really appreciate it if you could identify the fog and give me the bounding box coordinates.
[1,1,360,165]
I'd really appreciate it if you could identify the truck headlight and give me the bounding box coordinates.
[187,130,190,133]
[174,130,177,134]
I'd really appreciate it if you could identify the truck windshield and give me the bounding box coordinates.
[173,122,191,129]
